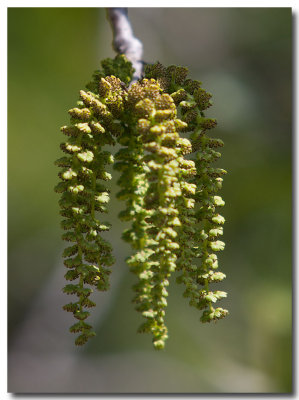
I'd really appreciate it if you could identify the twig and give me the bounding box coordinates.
[106,8,144,83]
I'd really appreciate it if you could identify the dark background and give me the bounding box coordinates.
[8,7,292,393]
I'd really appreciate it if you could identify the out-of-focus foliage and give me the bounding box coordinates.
[8,8,291,393]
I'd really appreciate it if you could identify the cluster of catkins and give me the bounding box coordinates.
[55,55,228,349]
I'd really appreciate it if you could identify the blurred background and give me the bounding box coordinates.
[8,7,292,393]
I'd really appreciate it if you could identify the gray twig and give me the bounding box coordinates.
[107,8,144,83]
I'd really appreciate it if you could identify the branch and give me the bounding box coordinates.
[106,8,144,83]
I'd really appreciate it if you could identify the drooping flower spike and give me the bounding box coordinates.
[55,56,132,345]
[145,62,228,323]
[115,78,196,349]
[55,55,228,349]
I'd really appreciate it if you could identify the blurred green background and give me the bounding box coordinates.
[8,7,292,393]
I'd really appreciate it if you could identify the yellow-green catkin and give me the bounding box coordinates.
[144,62,228,323]
[115,78,195,349]
[55,56,132,345]
[56,54,228,349]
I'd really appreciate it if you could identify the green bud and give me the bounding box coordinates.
[209,227,223,237]
[77,151,94,163]
[212,214,225,225]
[61,169,77,180]
[214,196,225,207]
[209,240,225,251]
[95,192,110,203]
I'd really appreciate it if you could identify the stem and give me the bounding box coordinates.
[106,8,144,83]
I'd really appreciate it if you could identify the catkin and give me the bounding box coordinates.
[56,55,228,348]
[145,62,228,323]
[55,56,131,345]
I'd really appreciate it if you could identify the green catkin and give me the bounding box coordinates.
[56,54,228,349]
[144,62,228,323]
[55,56,132,345]
[115,79,195,349]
